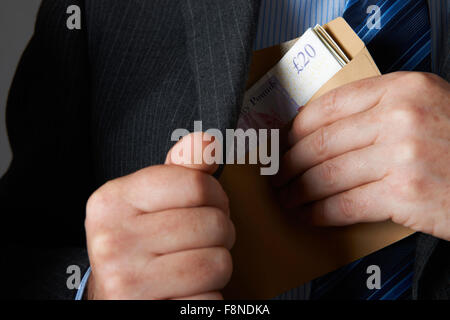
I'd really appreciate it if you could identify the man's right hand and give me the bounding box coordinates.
[85,133,234,300]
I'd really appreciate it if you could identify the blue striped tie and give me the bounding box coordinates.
[343,0,432,73]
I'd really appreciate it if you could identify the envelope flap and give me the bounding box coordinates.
[322,17,365,60]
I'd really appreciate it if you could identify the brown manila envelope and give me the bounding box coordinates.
[220,17,414,299]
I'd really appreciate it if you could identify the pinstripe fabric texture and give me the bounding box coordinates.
[84,1,197,183]
[83,0,260,183]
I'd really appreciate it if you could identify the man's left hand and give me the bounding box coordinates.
[273,72,450,241]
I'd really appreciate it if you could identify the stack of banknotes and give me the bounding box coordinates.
[238,25,350,132]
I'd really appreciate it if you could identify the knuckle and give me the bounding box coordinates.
[89,232,120,261]
[85,181,118,228]
[337,196,357,220]
[86,191,107,219]
[318,160,339,187]
[323,88,340,114]
[311,127,329,156]
[397,139,424,163]
[102,273,132,295]
[402,72,437,89]
[389,105,423,130]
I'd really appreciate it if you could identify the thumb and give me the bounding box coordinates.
[165,132,221,175]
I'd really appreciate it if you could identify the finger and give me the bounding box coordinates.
[278,144,388,209]
[145,247,232,299]
[166,132,221,175]
[101,165,229,216]
[304,179,391,226]
[274,108,380,187]
[288,74,397,145]
[172,291,223,300]
[131,207,236,254]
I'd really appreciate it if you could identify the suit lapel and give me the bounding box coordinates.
[83,0,261,182]
[180,0,261,132]
[84,1,200,180]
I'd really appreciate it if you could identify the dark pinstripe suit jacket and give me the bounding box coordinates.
[1,0,448,299]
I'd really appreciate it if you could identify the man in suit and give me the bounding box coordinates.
[1,0,449,299]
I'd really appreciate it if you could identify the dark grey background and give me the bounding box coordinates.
[0,0,41,176]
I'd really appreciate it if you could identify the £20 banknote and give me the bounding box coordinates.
[238,26,346,132]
